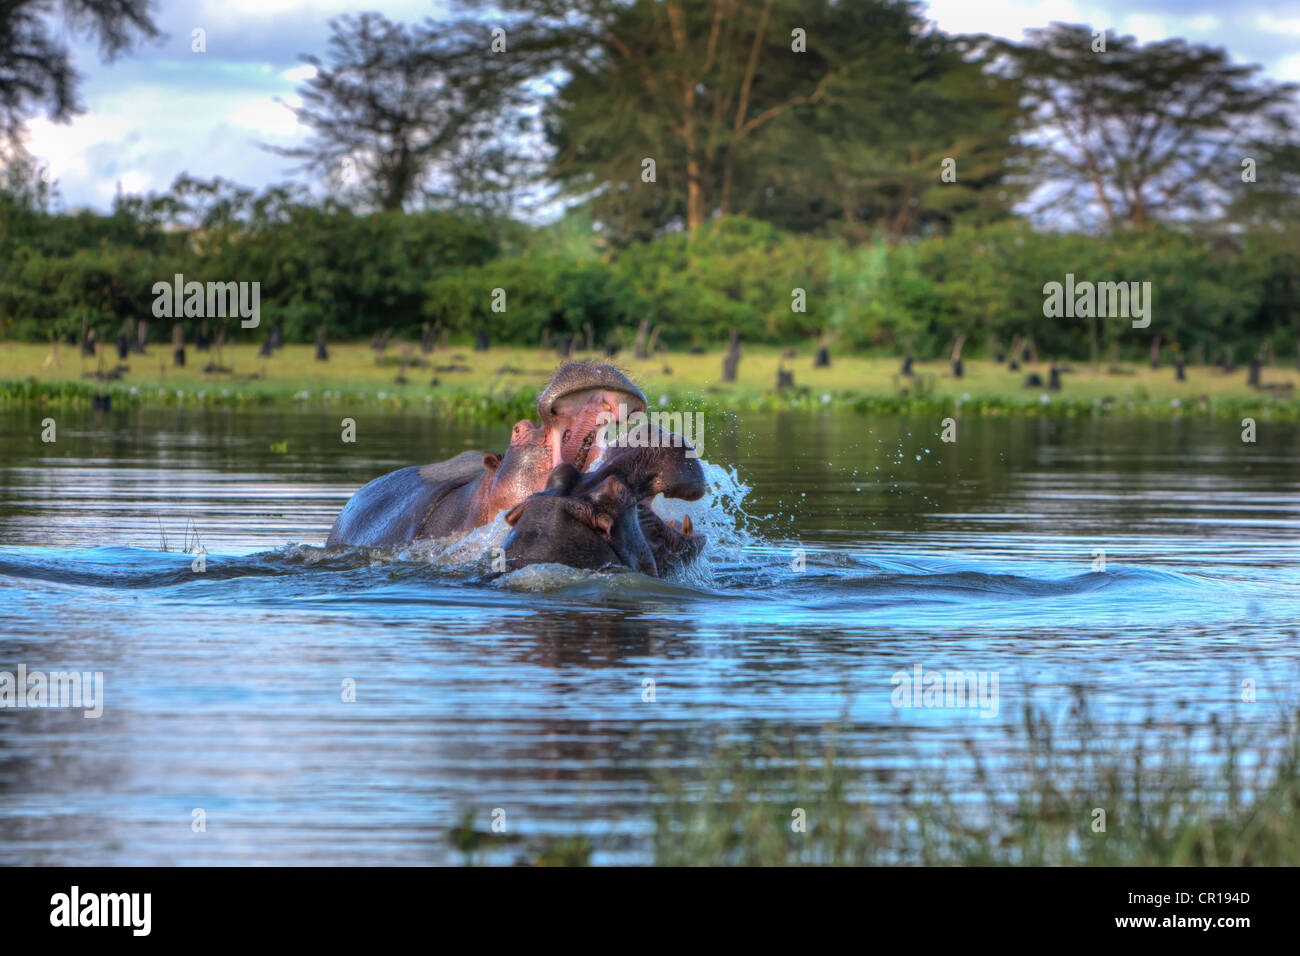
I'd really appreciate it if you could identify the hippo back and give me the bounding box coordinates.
[325,451,486,548]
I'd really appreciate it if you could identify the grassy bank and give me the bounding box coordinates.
[475,699,1300,866]
[648,702,1300,866]
[3,341,1299,421]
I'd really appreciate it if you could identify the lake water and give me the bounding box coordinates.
[1,405,1298,864]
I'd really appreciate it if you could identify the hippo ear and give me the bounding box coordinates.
[504,500,530,526]
[564,499,607,536]
[590,475,628,508]
[483,453,502,471]
[545,463,581,495]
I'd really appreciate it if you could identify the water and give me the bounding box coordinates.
[1,406,1298,864]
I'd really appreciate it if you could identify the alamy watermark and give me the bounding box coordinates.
[891,663,999,717]
[599,404,704,459]
[0,664,104,718]
[151,273,260,328]
[1043,273,1151,328]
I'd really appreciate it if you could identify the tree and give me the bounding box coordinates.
[473,0,1022,241]
[1229,140,1300,230]
[773,3,1028,241]
[992,23,1298,231]
[270,13,532,213]
[539,0,849,236]
[0,0,159,142]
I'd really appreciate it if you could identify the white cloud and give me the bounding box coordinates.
[27,70,309,209]
[923,0,1088,39]
[1277,52,1300,81]
[232,96,304,136]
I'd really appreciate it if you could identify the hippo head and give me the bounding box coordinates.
[535,362,647,472]
[501,431,707,577]
[481,419,555,517]
[501,464,658,576]
[476,365,648,529]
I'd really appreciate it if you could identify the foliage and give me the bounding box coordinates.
[4,178,1300,362]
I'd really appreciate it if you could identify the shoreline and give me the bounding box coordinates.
[2,342,1297,420]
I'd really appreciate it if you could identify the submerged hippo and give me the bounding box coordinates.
[502,431,707,576]
[325,362,707,575]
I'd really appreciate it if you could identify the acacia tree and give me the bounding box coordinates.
[271,13,531,212]
[541,0,858,235]
[993,23,1298,231]
[0,0,159,143]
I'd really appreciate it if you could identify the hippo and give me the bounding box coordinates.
[501,431,707,576]
[324,363,706,571]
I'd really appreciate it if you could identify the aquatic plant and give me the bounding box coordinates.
[649,696,1300,866]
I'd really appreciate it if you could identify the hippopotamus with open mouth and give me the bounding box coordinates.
[501,427,707,576]
[325,362,707,576]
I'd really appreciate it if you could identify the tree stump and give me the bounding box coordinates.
[722,328,741,382]
[634,319,650,359]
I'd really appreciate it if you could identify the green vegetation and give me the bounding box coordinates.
[649,699,1300,866]
[4,342,1295,422]
[3,4,1299,406]
[3,204,1300,367]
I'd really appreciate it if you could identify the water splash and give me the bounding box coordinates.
[650,459,763,555]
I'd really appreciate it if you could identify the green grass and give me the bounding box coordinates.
[461,696,1300,866]
[649,698,1300,866]
[3,340,1299,420]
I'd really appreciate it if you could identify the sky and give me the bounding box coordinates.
[21,0,1300,212]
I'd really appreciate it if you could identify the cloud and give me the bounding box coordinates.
[283,64,317,83]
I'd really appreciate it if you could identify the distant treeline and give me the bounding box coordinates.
[1,192,1297,362]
